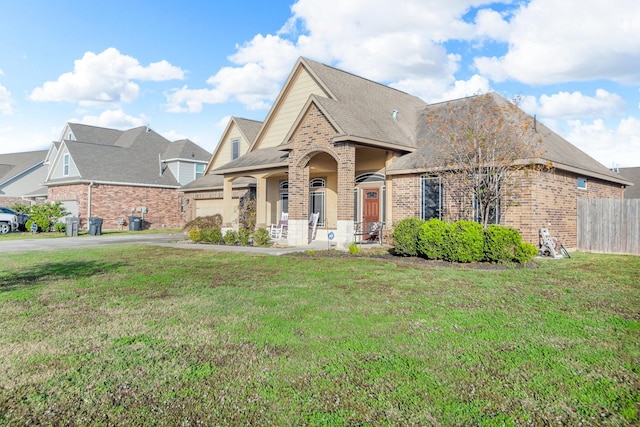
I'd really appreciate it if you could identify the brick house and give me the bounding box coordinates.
[45,123,210,230]
[181,57,632,249]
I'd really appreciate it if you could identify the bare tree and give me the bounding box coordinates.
[425,93,543,228]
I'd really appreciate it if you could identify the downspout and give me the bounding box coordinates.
[88,181,94,220]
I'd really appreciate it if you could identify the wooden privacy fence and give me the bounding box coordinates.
[577,199,640,255]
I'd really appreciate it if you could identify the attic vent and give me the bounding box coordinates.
[392,109,399,121]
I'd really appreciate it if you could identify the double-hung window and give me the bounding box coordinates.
[231,139,240,160]
[195,163,205,179]
[63,153,70,176]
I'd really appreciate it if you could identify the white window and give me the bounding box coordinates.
[309,178,326,227]
[577,177,587,190]
[195,163,205,179]
[63,154,70,176]
[279,181,288,217]
[231,139,240,160]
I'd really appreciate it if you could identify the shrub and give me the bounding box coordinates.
[484,225,524,263]
[188,228,201,242]
[53,222,66,233]
[253,228,270,246]
[201,227,223,244]
[25,219,38,232]
[348,242,361,255]
[237,228,251,246]
[28,202,69,232]
[446,220,484,263]
[514,241,539,264]
[417,219,450,260]
[392,218,425,257]
[223,230,238,245]
[182,215,223,232]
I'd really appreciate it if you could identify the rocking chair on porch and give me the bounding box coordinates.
[269,212,288,239]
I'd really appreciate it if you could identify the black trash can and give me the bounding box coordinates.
[66,216,79,237]
[88,217,103,236]
[128,216,142,231]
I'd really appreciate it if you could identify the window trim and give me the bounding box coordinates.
[195,163,205,179]
[577,177,587,190]
[231,139,240,160]
[63,153,70,176]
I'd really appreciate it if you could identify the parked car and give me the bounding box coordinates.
[0,206,19,234]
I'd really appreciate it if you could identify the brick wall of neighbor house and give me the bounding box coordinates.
[49,184,183,229]
[501,168,623,249]
[0,196,30,207]
[288,104,356,221]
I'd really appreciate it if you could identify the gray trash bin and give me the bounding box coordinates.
[88,217,103,236]
[128,216,142,231]
[66,216,79,237]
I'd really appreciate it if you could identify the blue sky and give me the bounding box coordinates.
[1,0,639,167]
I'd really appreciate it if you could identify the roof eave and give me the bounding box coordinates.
[333,135,416,153]
[212,162,288,176]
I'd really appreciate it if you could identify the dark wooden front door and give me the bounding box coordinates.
[363,188,380,239]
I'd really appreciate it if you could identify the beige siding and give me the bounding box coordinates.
[208,124,250,172]
[257,68,327,150]
[195,199,225,217]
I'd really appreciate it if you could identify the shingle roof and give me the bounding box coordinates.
[179,174,256,191]
[387,93,631,185]
[233,117,262,144]
[163,139,211,161]
[0,150,48,185]
[211,146,289,174]
[46,123,212,188]
[619,167,640,198]
[301,58,426,149]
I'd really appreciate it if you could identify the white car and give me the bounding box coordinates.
[0,206,19,234]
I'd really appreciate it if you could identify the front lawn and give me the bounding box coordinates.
[1,247,638,425]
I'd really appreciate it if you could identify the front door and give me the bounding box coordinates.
[363,188,380,239]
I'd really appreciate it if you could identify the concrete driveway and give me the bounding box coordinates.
[0,232,325,255]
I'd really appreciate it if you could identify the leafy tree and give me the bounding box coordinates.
[28,201,69,232]
[9,203,30,214]
[425,93,544,228]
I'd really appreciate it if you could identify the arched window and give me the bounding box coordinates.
[309,178,326,188]
[309,178,325,226]
[279,181,288,216]
[355,173,385,184]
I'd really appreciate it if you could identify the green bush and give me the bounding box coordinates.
[514,241,539,264]
[201,227,223,244]
[25,219,38,233]
[237,228,251,246]
[446,220,484,263]
[348,242,361,255]
[417,219,450,260]
[484,225,523,263]
[392,218,425,257]
[188,228,201,242]
[223,230,238,245]
[253,228,271,246]
[182,215,223,231]
[53,222,66,233]
[28,202,69,232]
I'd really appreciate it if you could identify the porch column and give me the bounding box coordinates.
[335,143,355,249]
[287,163,310,246]
[222,177,234,228]
[255,173,267,228]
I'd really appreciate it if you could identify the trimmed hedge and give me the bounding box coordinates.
[417,219,449,260]
[394,218,537,264]
[392,218,425,256]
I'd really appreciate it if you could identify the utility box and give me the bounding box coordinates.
[66,217,79,237]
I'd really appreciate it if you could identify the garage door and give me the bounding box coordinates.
[60,200,79,217]
[195,199,224,218]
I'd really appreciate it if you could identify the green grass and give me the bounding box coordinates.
[1,247,638,425]
[0,228,182,240]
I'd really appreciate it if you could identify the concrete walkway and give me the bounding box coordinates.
[0,232,330,255]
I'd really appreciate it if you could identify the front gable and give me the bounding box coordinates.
[206,120,252,174]
[250,59,330,152]
[46,143,81,181]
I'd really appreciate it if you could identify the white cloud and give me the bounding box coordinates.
[163,0,494,113]
[474,0,640,84]
[565,117,640,167]
[30,48,184,107]
[0,82,13,115]
[523,90,627,120]
[70,109,149,129]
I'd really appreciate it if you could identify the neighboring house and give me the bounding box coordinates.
[45,123,210,229]
[0,150,49,206]
[181,57,632,249]
[181,117,262,224]
[619,167,640,198]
